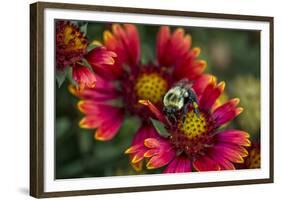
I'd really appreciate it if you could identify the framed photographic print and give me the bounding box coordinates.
[30,1,274,198]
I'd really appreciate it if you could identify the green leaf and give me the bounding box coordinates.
[81,58,93,73]
[150,118,170,138]
[56,68,67,88]
[80,23,88,36]
[86,43,99,52]
[66,67,78,87]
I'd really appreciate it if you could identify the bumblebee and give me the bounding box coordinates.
[163,79,200,123]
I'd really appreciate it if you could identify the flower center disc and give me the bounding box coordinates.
[62,24,87,52]
[178,110,208,139]
[134,72,168,104]
[247,148,260,169]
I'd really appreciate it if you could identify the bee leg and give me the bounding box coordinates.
[182,104,189,123]
[171,114,177,124]
[167,113,176,124]
[193,105,200,118]
[190,101,200,118]
[187,89,200,118]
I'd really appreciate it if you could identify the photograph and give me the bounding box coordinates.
[30,2,273,197]
[55,20,260,179]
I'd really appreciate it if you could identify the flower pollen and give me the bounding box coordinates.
[56,21,88,70]
[62,24,88,52]
[169,110,214,158]
[247,148,260,169]
[134,72,168,104]
[178,110,208,139]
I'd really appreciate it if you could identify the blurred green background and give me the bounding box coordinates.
[55,22,260,179]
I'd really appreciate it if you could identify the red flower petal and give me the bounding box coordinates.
[212,144,246,164]
[173,47,206,81]
[72,63,96,90]
[78,100,118,114]
[104,24,140,71]
[215,130,251,147]
[199,81,225,111]
[78,105,123,130]
[163,157,179,173]
[144,138,160,148]
[94,110,124,141]
[125,124,159,171]
[70,74,120,103]
[123,24,141,65]
[77,101,124,140]
[79,116,102,128]
[131,151,145,164]
[112,24,135,65]
[132,124,159,146]
[86,46,121,79]
[164,156,192,173]
[193,156,220,171]
[131,161,143,171]
[192,74,216,98]
[146,148,175,169]
[157,27,193,69]
[169,28,186,54]
[156,26,170,65]
[138,100,168,124]
[165,28,186,66]
[186,59,207,80]
[125,144,143,154]
[144,137,176,169]
[207,149,235,170]
[89,47,116,65]
[103,30,126,70]
[213,98,243,126]
[143,149,159,158]
[126,143,147,171]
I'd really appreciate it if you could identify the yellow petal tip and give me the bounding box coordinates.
[237,107,244,114]
[94,132,108,141]
[138,99,149,105]
[193,47,201,56]
[92,40,102,46]
[125,147,133,154]
[218,81,226,91]
[233,98,240,105]
[131,155,142,164]
[146,162,156,170]
[103,31,113,42]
